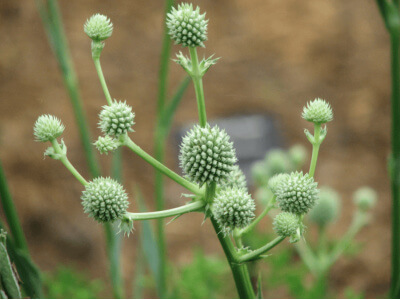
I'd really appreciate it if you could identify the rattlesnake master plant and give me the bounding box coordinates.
[179,124,237,186]
[308,187,341,227]
[302,98,333,124]
[84,14,113,42]
[212,188,256,235]
[273,212,299,238]
[99,101,135,137]
[94,135,120,155]
[81,177,129,223]
[33,115,65,142]
[166,3,208,48]
[220,165,247,190]
[275,171,319,215]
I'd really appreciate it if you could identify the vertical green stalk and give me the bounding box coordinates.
[36,1,123,298]
[154,0,174,296]
[308,124,321,178]
[390,29,400,298]
[0,161,28,253]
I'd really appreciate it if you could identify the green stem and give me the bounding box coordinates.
[239,196,276,236]
[295,240,319,277]
[188,47,207,127]
[317,225,328,257]
[93,57,113,106]
[0,160,29,253]
[122,136,202,196]
[51,140,88,186]
[308,124,321,177]
[237,236,285,263]
[210,217,256,299]
[390,29,400,298]
[124,201,205,221]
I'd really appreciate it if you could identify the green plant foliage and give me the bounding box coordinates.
[44,266,103,299]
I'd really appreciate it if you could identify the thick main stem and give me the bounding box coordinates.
[390,31,400,298]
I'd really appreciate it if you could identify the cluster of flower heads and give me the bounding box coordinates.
[167,3,208,48]
[179,124,237,186]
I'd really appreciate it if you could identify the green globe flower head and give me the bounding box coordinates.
[212,188,256,235]
[220,165,247,190]
[353,186,377,211]
[81,177,129,223]
[275,171,319,215]
[166,3,208,48]
[99,101,135,137]
[288,144,307,168]
[94,135,119,154]
[268,173,289,195]
[265,149,291,174]
[273,212,299,237]
[84,14,113,42]
[179,124,237,186]
[302,98,333,124]
[34,114,65,142]
[308,186,341,227]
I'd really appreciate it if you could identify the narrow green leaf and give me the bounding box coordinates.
[0,234,21,299]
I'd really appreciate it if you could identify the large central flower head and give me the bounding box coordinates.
[179,124,237,186]
[212,187,256,235]
[166,3,208,47]
[84,14,113,42]
[34,115,65,142]
[81,177,129,223]
[275,171,319,215]
[99,100,135,137]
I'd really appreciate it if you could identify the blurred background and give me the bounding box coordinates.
[0,0,392,298]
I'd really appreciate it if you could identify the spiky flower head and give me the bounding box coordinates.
[288,144,307,168]
[99,101,135,137]
[308,187,340,227]
[81,177,129,223]
[353,186,377,211]
[212,188,255,235]
[220,165,247,190]
[273,212,299,237]
[166,3,208,47]
[94,135,119,154]
[275,171,319,215]
[265,149,291,174]
[268,173,289,195]
[84,14,113,41]
[179,124,237,186]
[34,115,65,142]
[302,98,333,124]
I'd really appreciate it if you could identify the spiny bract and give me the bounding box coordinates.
[99,101,135,137]
[353,186,377,211]
[273,212,299,237]
[84,14,113,41]
[166,3,208,47]
[212,188,256,235]
[81,177,129,223]
[220,165,247,190]
[94,135,119,154]
[302,98,333,124]
[308,186,341,226]
[268,173,289,195]
[275,171,319,215]
[179,124,237,186]
[34,115,65,142]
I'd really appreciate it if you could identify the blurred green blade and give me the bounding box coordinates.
[0,239,21,299]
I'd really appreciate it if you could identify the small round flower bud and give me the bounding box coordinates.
[268,173,289,195]
[288,144,307,168]
[34,115,65,142]
[212,188,256,235]
[179,124,237,186]
[99,101,135,137]
[81,177,129,223]
[94,135,119,154]
[265,149,291,174]
[273,212,299,237]
[353,186,377,211]
[166,3,208,48]
[220,165,247,190]
[308,187,341,227]
[84,14,113,42]
[275,171,319,215]
[302,98,333,124]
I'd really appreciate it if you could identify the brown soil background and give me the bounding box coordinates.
[0,0,393,298]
